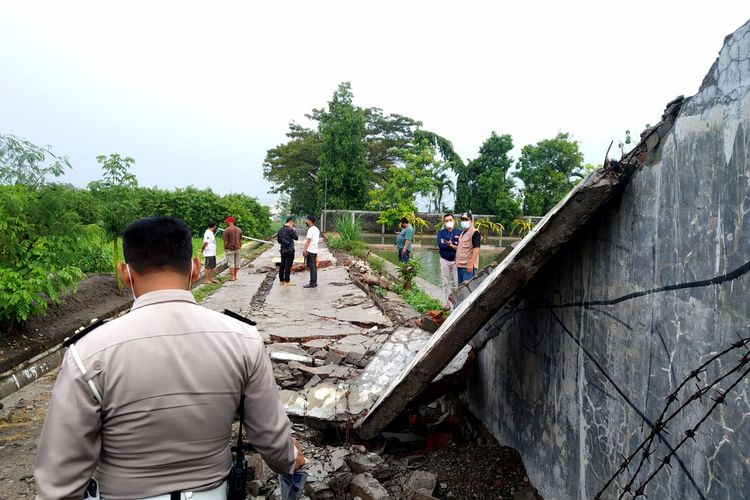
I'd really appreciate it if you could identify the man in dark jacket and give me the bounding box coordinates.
[437,212,463,308]
[277,216,298,286]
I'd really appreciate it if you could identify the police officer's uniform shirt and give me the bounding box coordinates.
[34,290,296,500]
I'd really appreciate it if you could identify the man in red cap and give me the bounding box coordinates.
[222,216,243,281]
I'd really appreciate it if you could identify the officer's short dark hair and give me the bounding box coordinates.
[286,216,295,223]
[399,217,409,224]
[207,220,217,228]
[443,213,454,221]
[306,214,316,223]
[123,216,193,275]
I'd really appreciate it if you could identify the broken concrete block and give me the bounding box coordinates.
[346,452,391,480]
[304,480,335,500]
[403,470,437,495]
[270,351,314,365]
[304,338,333,350]
[304,375,321,389]
[351,473,391,500]
[324,351,344,365]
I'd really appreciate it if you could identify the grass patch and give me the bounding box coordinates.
[390,284,443,314]
[192,275,229,303]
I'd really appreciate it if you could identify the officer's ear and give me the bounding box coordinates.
[190,257,201,282]
[118,262,133,289]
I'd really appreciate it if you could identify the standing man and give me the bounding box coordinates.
[200,221,217,284]
[395,217,414,263]
[455,212,481,284]
[277,216,298,286]
[34,216,304,499]
[302,214,319,289]
[437,213,462,308]
[222,216,243,281]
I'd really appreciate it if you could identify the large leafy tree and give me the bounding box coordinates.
[318,82,370,210]
[263,123,322,216]
[515,132,585,216]
[455,132,519,225]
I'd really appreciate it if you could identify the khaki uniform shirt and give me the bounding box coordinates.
[34,290,295,500]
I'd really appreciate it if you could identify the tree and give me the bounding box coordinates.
[318,82,370,209]
[515,132,585,216]
[263,123,322,216]
[0,134,71,189]
[367,146,436,227]
[430,171,454,212]
[455,132,520,226]
[88,154,139,289]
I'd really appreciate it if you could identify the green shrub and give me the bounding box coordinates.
[396,258,422,290]
[400,287,443,314]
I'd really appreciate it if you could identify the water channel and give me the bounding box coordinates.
[364,233,509,286]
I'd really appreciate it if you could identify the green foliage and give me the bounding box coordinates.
[192,275,228,303]
[510,218,534,237]
[318,82,370,209]
[0,134,71,189]
[473,218,504,242]
[0,185,87,329]
[369,146,436,227]
[455,132,520,226]
[219,193,271,239]
[515,132,586,216]
[333,213,363,242]
[367,254,385,273]
[399,287,444,314]
[263,123,322,215]
[327,213,367,254]
[396,258,423,290]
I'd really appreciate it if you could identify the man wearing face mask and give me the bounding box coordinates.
[455,212,481,284]
[35,216,304,500]
[437,213,462,308]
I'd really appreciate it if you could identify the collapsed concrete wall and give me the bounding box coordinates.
[466,20,750,500]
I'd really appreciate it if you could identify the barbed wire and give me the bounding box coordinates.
[595,334,750,499]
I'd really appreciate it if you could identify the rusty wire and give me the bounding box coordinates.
[595,335,750,499]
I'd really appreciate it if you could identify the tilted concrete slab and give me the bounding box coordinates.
[356,147,661,438]
[279,328,470,422]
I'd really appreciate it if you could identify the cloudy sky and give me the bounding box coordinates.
[1,1,748,206]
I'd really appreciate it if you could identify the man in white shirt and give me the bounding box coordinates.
[199,221,217,284]
[302,214,320,288]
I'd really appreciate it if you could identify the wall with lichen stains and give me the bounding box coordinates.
[465,20,750,500]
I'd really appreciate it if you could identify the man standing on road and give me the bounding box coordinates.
[200,221,218,284]
[437,213,462,308]
[277,216,298,286]
[222,216,243,281]
[34,216,304,500]
[302,214,319,289]
[455,212,481,284]
[395,217,414,263]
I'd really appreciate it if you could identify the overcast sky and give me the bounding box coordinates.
[1,2,748,206]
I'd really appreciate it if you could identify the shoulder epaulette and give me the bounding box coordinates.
[63,318,106,347]
[223,309,257,326]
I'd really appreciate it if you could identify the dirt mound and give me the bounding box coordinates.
[0,274,131,373]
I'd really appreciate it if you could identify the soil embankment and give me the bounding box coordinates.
[0,274,131,374]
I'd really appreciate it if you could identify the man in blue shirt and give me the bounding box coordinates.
[437,213,462,308]
[395,217,414,263]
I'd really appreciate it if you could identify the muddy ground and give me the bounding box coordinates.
[0,274,131,373]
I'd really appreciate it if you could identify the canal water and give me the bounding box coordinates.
[371,245,503,286]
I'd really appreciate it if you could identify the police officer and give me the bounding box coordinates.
[34,216,304,499]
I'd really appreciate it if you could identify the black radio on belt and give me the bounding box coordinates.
[227,394,249,500]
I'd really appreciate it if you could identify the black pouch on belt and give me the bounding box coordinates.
[227,394,249,500]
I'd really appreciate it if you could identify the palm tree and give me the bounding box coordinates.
[432,172,454,212]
